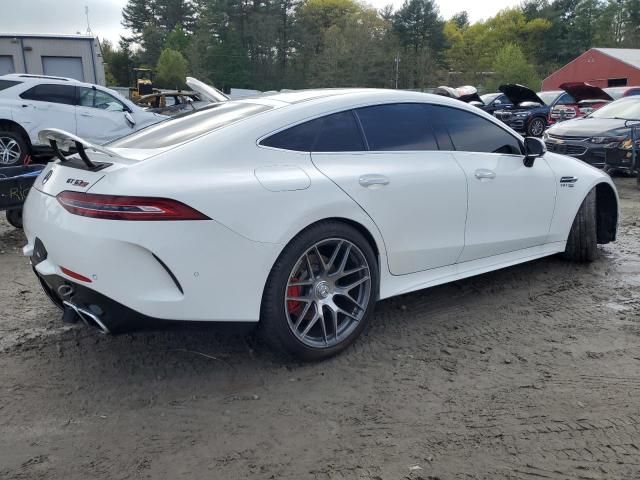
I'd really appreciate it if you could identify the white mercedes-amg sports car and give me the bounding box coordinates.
[23,89,618,360]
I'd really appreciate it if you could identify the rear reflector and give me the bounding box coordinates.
[56,191,210,221]
[60,266,92,283]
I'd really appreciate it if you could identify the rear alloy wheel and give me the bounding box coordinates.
[260,222,378,361]
[527,117,546,137]
[0,132,28,167]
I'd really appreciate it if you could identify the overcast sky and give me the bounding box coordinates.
[0,0,521,45]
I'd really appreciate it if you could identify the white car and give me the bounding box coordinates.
[23,89,618,360]
[0,74,166,166]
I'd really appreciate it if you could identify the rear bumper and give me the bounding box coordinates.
[35,269,157,333]
[23,188,282,323]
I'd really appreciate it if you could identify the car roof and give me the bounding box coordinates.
[0,73,102,89]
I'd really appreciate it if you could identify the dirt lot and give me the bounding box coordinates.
[1,178,639,480]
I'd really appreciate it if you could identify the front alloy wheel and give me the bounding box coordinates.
[260,221,378,361]
[528,118,546,137]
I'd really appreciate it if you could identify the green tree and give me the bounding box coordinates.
[392,0,446,88]
[487,43,540,91]
[156,48,189,88]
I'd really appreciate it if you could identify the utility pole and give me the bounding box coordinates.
[394,52,400,89]
[85,5,93,35]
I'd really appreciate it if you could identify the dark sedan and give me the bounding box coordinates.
[543,97,640,169]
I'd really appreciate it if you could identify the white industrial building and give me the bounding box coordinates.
[0,34,105,85]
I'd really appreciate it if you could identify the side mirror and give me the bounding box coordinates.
[124,111,136,127]
[523,137,546,167]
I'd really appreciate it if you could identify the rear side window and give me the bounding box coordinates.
[626,89,640,97]
[110,102,272,149]
[0,80,21,91]
[432,105,522,155]
[355,103,438,151]
[20,84,76,105]
[261,111,365,152]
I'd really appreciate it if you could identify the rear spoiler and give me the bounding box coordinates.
[38,129,126,171]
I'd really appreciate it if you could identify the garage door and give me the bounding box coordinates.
[0,56,15,75]
[42,56,84,81]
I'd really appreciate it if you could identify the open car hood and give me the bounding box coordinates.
[559,82,612,102]
[499,84,545,106]
[185,77,229,103]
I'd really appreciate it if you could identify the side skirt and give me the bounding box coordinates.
[379,242,566,300]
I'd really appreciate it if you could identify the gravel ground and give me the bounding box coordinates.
[1,177,639,480]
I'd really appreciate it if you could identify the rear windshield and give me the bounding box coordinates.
[110,102,272,149]
[0,80,21,91]
[537,91,561,105]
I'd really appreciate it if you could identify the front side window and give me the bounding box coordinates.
[432,105,522,155]
[20,83,75,105]
[355,103,438,151]
[79,87,126,112]
[261,111,365,152]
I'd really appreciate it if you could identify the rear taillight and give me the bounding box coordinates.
[56,191,210,221]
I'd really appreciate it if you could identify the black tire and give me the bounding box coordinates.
[0,131,29,167]
[527,117,546,137]
[260,221,379,361]
[563,189,598,262]
[5,208,23,229]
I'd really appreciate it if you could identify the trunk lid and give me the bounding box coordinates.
[559,82,612,102]
[33,129,162,196]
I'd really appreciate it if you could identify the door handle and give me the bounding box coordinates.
[359,174,390,188]
[80,112,93,117]
[474,169,496,180]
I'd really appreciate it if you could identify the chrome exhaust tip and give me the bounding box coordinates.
[62,300,111,334]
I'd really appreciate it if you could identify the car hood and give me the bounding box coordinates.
[186,77,229,103]
[559,82,612,102]
[499,84,546,105]
[547,117,627,136]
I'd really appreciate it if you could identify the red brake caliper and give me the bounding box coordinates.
[287,280,303,315]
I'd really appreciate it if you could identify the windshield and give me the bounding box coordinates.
[481,93,501,104]
[588,98,640,120]
[537,91,561,105]
[110,102,272,149]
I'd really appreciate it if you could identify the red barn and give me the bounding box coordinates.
[542,48,640,91]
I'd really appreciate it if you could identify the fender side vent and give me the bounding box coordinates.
[152,253,184,295]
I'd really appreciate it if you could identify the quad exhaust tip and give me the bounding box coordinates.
[62,300,110,334]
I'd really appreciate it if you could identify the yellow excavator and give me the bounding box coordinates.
[129,68,156,102]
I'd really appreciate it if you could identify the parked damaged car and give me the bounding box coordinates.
[544,96,640,170]
[548,82,612,125]
[493,84,581,137]
[434,86,483,106]
[136,77,229,116]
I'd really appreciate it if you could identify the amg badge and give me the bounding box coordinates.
[66,178,90,188]
[560,176,578,188]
